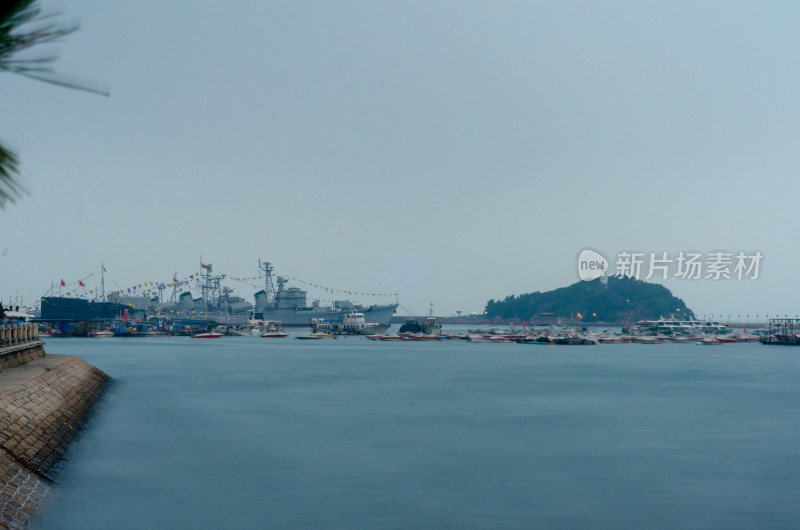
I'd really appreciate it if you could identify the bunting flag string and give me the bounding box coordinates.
[57,271,99,288]
[106,272,202,299]
[228,276,262,290]
[287,276,398,297]
[47,267,398,307]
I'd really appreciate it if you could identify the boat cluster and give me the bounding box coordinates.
[193,320,289,338]
[364,326,763,345]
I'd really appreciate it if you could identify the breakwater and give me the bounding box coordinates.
[0,339,109,529]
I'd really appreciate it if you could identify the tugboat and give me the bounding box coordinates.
[398,319,423,334]
[399,306,442,335]
[421,306,441,335]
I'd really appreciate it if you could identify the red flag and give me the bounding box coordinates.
[201,262,208,269]
[173,277,178,282]
[79,280,85,287]
[60,279,66,287]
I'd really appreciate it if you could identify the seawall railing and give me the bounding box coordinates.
[0,322,39,347]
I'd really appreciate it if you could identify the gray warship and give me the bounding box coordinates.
[252,260,398,327]
[92,260,397,327]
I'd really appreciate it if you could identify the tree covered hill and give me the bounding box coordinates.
[484,277,695,323]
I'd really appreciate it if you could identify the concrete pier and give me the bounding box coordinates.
[0,341,110,529]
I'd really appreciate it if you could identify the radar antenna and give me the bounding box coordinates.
[258,259,277,305]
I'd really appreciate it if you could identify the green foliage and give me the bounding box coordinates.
[0,1,106,209]
[0,302,5,319]
[484,277,695,323]
[0,0,79,83]
[0,142,22,208]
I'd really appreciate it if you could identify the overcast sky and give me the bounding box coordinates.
[1,0,799,320]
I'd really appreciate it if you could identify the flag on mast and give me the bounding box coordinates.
[60,279,66,287]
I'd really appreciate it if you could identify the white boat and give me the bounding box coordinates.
[631,336,664,344]
[89,330,114,338]
[296,332,337,340]
[311,312,389,336]
[192,331,223,339]
[259,321,288,338]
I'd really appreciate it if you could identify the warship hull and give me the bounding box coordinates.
[257,303,398,327]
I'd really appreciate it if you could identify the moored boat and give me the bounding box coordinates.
[192,331,223,338]
[259,321,288,338]
[421,306,442,335]
[311,312,389,336]
[88,330,114,338]
[296,332,337,340]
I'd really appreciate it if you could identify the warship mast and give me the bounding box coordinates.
[200,263,226,309]
[258,259,277,308]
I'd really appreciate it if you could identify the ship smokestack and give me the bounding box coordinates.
[254,290,268,313]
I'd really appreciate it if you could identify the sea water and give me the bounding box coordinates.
[31,333,800,529]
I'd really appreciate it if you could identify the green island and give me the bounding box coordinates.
[484,276,695,324]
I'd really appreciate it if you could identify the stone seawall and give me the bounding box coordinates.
[0,342,44,374]
[0,355,110,529]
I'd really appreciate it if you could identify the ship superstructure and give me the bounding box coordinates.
[253,259,397,326]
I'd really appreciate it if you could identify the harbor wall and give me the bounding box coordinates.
[0,352,110,529]
[0,325,42,373]
[0,343,44,374]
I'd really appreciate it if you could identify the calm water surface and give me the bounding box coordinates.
[31,332,800,529]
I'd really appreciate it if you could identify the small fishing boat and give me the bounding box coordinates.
[516,335,554,344]
[259,321,288,338]
[296,332,337,340]
[596,336,626,343]
[398,332,441,341]
[311,312,388,336]
[631,336,664,344]
[192,331,223,339]
[366,333,405,341]
[553,335,596,345]
[89,330,114,338]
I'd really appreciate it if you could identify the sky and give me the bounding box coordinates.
[1,0,799,321]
